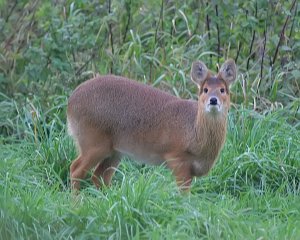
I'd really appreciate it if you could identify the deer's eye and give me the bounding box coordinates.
[203,88,208,93]
[220,88,225,93]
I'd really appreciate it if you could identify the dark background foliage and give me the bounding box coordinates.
[0,0,299,138]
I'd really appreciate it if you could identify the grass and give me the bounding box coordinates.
[0,107,299,239]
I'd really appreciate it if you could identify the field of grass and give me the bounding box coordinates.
[1,1,300,239]
[0,107,299,239]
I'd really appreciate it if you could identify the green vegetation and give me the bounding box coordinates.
[0,0,299,239]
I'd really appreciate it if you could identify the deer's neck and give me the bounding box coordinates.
[194,108,227,156]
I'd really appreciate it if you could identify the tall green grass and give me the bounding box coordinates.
[0,104,299,239]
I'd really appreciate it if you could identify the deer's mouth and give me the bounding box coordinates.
[206,103,221,113]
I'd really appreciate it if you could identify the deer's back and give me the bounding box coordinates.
[67,75,197,146]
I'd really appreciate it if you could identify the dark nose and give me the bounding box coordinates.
[210,97,218,105]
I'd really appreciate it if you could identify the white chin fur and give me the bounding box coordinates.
[205,104,221,113]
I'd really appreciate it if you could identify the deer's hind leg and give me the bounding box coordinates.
[92,152,121,188]
[70,131,113,191]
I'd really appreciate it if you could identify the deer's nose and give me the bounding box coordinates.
[210,97,218,105]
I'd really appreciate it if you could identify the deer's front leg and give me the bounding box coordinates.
[166,157,193,192]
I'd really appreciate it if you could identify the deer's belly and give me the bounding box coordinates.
[115,145,166,165]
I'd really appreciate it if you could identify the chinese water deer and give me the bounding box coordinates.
[67,59,237,191]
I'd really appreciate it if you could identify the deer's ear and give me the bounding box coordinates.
[219,59,237,85]
[191,61,208,86]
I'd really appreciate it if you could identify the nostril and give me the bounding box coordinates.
[210,97,218,105]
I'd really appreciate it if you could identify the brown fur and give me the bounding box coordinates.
[67,59,237,191]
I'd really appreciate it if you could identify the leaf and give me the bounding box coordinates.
[291,70,300,79]
[281,45,292,51]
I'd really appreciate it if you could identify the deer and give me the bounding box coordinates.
[67,59,237,192]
